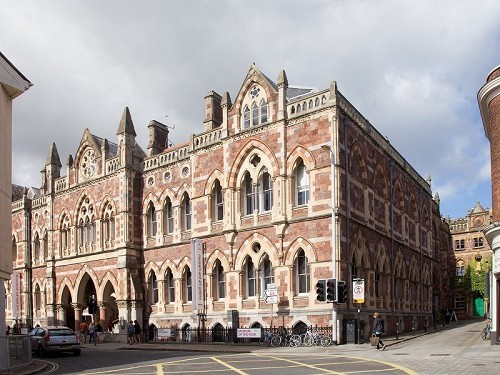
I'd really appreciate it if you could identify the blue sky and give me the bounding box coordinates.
[1,0,499,219]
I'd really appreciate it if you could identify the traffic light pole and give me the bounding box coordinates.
[321,144,338,344]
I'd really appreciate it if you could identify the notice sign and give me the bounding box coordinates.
[11,271,21,317]
[352,278,365,303]
[237,328,261,338]
[190,238,205,311]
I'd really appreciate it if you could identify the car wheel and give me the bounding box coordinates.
[73,350,81,356]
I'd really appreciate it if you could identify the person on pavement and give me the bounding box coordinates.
[372,312,386,351]
[79,321,89,343]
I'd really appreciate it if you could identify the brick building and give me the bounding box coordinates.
[446,202,492,319]
[479,65,500,343]
[7,64,451,343]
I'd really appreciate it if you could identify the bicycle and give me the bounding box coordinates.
[481,319,491,340]
[259,331,282,347]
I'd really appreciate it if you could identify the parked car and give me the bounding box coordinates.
[29,326,81,356]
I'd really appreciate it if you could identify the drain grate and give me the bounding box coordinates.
[430,354,451,356]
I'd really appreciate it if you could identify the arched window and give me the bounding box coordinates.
[242,172,255,215]
[163,197,174,234]
[165,269,175,303]
[184,267,192,302]
[77,196,96,251]
[456,260,466,276]
[12,237,17,264]
[33,233,40,263]
[43,231,48,260]
[259,254,273,297]
[34,284,41,312]
[252,102,259,126]
[295,249,310,294]
[295,159,309,205]
[214,260,225,300]
[212,180,223,221]
[258,167,272,212]
[260,99,268,123]
[147,202,157,237]
[102,203,115,248]
[245,257,256,298]
[60,215,71,257]
[243,105,250,129]
[374,269,380,298]
[149,271,159,304]
[181,194,192,231]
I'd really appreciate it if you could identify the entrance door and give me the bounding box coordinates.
[473,295,485,317]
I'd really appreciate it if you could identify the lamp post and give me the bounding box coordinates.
[321,144,338,344]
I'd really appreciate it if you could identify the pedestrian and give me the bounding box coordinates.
[134,320,141,344]
[107,318,114,333]
[79,320,89,343]
[96,322,104,343]
[127,321,135,344]
[88,323,95,344]
[372,312,386,351]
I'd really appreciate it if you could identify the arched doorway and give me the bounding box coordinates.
[61,286,75,329]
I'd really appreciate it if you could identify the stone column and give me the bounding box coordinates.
[73,304,82,333]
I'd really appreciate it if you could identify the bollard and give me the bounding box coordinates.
[424,318,427,333]
[412,320,415,332]
[395,321,399,340]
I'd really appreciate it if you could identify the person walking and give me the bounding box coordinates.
[134,320,141,344]
[79,321,89,343]
[127,321,135,344]
[88,323,95,344]
[372,312,386,351]
[96,322,104,343]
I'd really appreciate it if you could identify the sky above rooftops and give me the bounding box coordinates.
[2,0,499,219]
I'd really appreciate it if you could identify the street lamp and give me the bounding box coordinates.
[321,144,338,344]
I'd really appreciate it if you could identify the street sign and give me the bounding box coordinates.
[265,288,278,297]
[352,278,365,303]
[265,295,278,304]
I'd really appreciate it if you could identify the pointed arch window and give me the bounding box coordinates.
[34,284,41,312]
[258,167,272,212]
[456,260,466,276]
[43,231,48,260]
[77,197,96,251]
[242,172,255,215]
[374,269,380,298]
[245,257,256,298]
[147,202,157,237]
[212,180,224,221]
[184,267,192,302]
[295,249,310,294]
[163,197,174,234]
[165,269,175,303]
[295,159,309,205]
[60,215,71,256]
[243,105,250,129]
[252,102,259,126]
[33,233,40,263]
[149,271,159,304]
[260,99,268,123]
[181,194,192,231]
[259,254,273,297]
[214,260,225,300]
[12,237,17,265]
[102,204,115,249]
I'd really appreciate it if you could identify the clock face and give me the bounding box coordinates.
[80,149,96,178]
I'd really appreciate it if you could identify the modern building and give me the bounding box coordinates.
[446,202,492,320]
[7,64,450,344]
[0,51,31,369]
[478,65,500,343]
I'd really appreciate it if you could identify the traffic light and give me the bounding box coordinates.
[316,279,326,302]
[88,295,97,314]
[337,281,348,304]
[326,278,337,302]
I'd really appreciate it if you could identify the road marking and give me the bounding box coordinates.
[252,353,343,374]
[210,356,249,375]
[330,354,418,375]
[155,363,164,375]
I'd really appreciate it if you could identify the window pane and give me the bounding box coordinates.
[260,100,268,123]
[252,103,259,126]
[243,106,250,128]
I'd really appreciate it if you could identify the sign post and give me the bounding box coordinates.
[352,278,364,344]
[265,283,277,327]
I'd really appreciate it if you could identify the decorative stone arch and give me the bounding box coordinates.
[203,169,225,196]
[394,250,406,278]
[205,249,231,274]
[99,195,117,219]
[75,266,99,302]
[373,163,389,200]
[227,139,280,188]
[392,180,405,211]
[74,190,97,218]
[233,68,277,118]
[373,241,390,273]
[60,284,73,306]
[234,232,280,270]
[175,182,192,202]
[158,185,176,205]
[408,193,418,220]
[142,191,161,214]
[351,230,371,269]
[97,271,119,298]
[286,146,316,175]
[291,320,311,334]
[285,236,317,265]
[57,208,73,228]
[422,204,430,226]
[74,129,101,170]
[349,142,368,182]
[408,256,419,282]
[160,258,178,278]
[145,260,162,280]
[56,276,76,303]
[177,256,193,277]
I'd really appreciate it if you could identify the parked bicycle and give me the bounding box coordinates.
[481,319,491,340]
[259,331,282,347]
[289,329,332,347]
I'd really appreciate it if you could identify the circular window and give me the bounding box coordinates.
[164,171,172,182]
[148,177,154,186]
[250,85,260,99]
[252,242,261,253]
[80,149,97,178]
[182,166,190,177]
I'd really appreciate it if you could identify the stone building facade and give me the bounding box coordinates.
[446,202,492,319]
[479,65,500,343]
[7,64,451,343]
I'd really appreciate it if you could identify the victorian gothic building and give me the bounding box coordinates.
[7,64,451,343]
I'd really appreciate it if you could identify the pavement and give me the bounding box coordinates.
[2,319,496,375]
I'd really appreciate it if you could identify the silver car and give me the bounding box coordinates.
[29,326,81,356]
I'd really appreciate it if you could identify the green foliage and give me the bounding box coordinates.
[452,256,491,297]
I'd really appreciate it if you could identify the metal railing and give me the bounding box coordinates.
[0,335,32,372]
